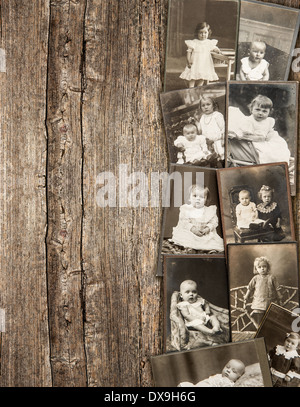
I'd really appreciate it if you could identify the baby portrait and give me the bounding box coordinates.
[151,338,273,387]
[216,163,295,248]
[256,304,300,388]
[164,0,239,91]
[157,164,224,275]
[160,83,226,168]
[226,81,298,196]
[236,0,300,81]
[163,255,230,353]
[227,243,299,342]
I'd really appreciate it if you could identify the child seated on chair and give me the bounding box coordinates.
[236,189,264,229]
[178,359,246,387]
[228,95,291,165]
[177,279,222,336]
[170,184,224,252]
[174,123,211,165]
[256,185,285,241]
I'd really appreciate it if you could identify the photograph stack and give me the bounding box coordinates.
[151,0,300,387]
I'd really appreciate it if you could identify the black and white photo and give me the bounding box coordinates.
[236,0,300,81]
[164,0,239,91]
[228,243,299,342]
[256,304,300,387]
[157,165,224,275]
[160,83,226,168]
[226,81,298,195]
[163,255,230,353]
[217,163,295,248]
[151,338,273,387]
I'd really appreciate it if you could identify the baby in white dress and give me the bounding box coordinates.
[239,41,269,81]
[170,184,224,252]
[236,189,259,229]
[228,95,290,165]
[174,123,210,164]
[177,279,222,336]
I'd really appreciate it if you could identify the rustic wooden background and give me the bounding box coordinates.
[0,0,299,387]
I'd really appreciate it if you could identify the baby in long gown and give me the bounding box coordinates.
[170,184,224,252]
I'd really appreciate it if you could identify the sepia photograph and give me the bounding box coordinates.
[227,242,299,343]
[163,255,230,353]
[236,0,300,81]
[164,0,239,91]
[256,303,300,387]
[160,83,226,168]
[151,338,273,387]
[216,163,295,248]
[226,81,298,195]
[157,164,224,276]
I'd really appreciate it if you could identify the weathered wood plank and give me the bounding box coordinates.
[0,0,51,386]
[81,0,168,386]
[45,0,87,386]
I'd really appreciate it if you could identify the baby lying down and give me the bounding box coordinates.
[178,359,245,387]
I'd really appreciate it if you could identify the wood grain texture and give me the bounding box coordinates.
[0,0,299,387]
[45,0,87,387]
[0,0,51,386]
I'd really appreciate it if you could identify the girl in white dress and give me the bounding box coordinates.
[180,22,221,88]
[196,95,225,160]
[171,184,224,252]
[228,95,290,164]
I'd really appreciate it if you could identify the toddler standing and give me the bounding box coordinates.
[180,22,221,88]
[243,256,282,326]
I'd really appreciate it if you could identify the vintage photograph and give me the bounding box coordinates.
[256,303,300,387]
[160,83,226,168]
[164,0,239,91]
[226,81,298,195]
[216,163,295,248]
[227,243,299,343]
[236,0,300,81]
[163,255,230,353]
[157,164,224,276]
[151,338,273,387]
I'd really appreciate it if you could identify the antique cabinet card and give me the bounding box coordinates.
[163,255,229,353]
[164,0,239,91]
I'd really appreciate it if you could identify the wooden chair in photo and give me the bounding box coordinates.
[211,49,235,81]
[229,185,274,244]
[230,285,299,342]
[169,291,230,352]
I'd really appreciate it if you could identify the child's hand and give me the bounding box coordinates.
[191,226,205,237]
[284,375,292,382]
[176,143,185,150]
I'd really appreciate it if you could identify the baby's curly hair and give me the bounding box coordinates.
[253,256,271,274]
[257,185,274,201]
